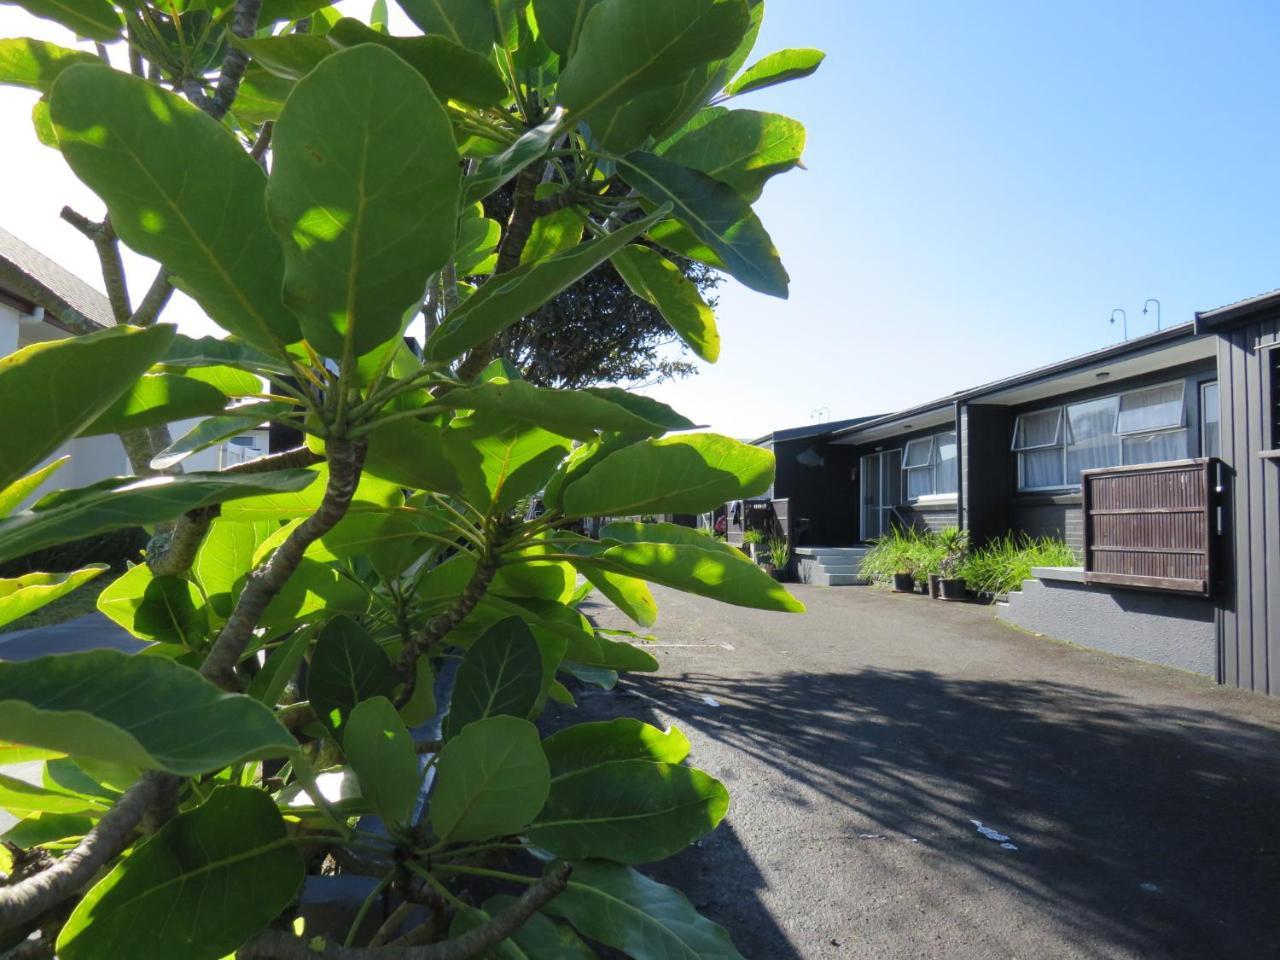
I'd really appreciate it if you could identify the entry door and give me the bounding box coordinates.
[860,449,902,541]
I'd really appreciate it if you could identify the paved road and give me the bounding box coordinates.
[553,584,1280,960]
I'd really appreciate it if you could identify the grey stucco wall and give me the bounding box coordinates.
[998,578,1215,676]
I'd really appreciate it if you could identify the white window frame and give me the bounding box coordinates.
[1013,380,1188,492]
[902,431,957,501]
[1200,380,1220,459]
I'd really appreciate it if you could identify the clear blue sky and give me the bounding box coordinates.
[2,2,1277,439]
[643,0,1280,436]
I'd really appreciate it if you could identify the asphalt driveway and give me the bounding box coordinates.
[554,584,1280,960]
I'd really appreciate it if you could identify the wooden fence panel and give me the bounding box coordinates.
[1081,459,1216,595]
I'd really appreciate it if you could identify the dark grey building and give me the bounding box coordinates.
[752,293,1279,696]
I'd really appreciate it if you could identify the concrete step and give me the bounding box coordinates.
[815,564,863,575]
[809,571,868,586]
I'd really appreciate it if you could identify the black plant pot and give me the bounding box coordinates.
[927,574,941,599]
[938,577,968,601]
[892,573,915,593]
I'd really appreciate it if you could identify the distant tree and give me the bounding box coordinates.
[480,183,721,388]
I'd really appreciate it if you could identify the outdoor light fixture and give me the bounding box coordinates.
[1143,298,1162,331]
[1096,371,1111,380]
[1110,308,1128,340]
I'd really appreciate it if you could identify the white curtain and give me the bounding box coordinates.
[1122,430,1188,465]
[1066,396,1121,481]
[935,432,958,494]
[1020,448,1064,488]
[1118,382,1184,433]
[1013,409,1060,449]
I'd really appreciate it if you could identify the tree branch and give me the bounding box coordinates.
[129,269,173,327]
[200,439,366,690]
[148,447,324,578]
[236,863,571,959]
[451,165,543,384]
[208,0,264,121]
[59,208,131,323]
[395,554,497,693]
[0,773,164,931]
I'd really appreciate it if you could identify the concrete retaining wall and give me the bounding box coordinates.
[998,567,1215,676]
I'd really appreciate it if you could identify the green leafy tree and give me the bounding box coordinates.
[0,2,822,957]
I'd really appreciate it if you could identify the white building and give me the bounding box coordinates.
[0,225,264,507]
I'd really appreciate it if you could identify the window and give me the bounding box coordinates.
[1269,347,1280,450]
[1013,381,1189,491]
[1200,381,1220,459]
[1117,382,1186,464]
[902,431,957,499]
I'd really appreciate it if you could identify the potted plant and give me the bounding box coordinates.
[742,528,764,562]
[766,534,791,582]
[892,560,916,593]
[938,528,971,601]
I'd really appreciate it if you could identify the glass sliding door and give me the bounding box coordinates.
[860,449,902,541]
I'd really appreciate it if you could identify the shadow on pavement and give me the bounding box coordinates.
[564,665,1280,960]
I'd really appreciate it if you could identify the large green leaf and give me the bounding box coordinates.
[231,33,332,79]
[0,456,67,518]
[3,472,294,555]
[453,895,599,959]
[82,372,232,435]
[661,110,805,200]
[542,719,690,779]
[554,0,749,124]
[267,44,460,360]
[463,108,568,204]
[579,566,657,627]
[345,696,419,826]
[307,616,395,741]
[57,787,304,960]
[578,539,804,613]
[255,557,368,633]
[328,19,506,106]
[160,333,291,377]
[248,627,314,706]
[0,471,315,567]
[220,464,403,521]
[724,47,826,96]
[446,617,545,737]
[0,564,106,630]
[0,324,173,491]
[192,518,279,620]
[611,245,719,362]
[426,208,666,362]
[363,417,461,495]
[395,0,496,53]
[432,378,678,440]
[562,433,772,517]
[619,151,788,298]
[546,861,745,960]
[444,411,571,515]
[96,563,208,646]
[151,404,294,472]
[8,0,120,42]
[0,651,295,775]
[528,759,727,863]
[50,67,297,351]
[490,596,658,672]
[430,715,549,843]
[531,0,603,57]
[0,772,108,817]
[0,37,97,92]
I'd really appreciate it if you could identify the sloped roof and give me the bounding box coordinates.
[0,225,114,331]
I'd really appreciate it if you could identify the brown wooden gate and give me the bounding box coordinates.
[1081,459,1217,595]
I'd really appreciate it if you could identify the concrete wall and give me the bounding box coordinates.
[998,569,1215,676]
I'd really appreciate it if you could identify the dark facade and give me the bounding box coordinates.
[1196,295,1280,695]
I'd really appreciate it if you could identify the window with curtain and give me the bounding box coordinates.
[1117,381,1186,464]
[902,431,957,499]
[1013,380,1188,490]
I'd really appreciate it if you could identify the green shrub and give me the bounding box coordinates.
[742,528,763,545]
[960,534,1078,599]
[860,526,943,584]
